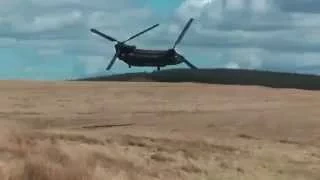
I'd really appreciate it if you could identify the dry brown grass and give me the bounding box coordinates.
[0,81,319,179]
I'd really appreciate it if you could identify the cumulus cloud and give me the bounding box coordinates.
[170,0,320,72]
[276,0,320,13]
[1,0,320,78]
[0,0,162,77]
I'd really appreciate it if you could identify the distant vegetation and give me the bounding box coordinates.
[73,68,320,90]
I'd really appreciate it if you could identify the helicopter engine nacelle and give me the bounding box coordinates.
[115,43,136,54]
[121,45,136,53]
[167,49,176,56]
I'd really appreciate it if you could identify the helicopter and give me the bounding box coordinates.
[90,18,197,71]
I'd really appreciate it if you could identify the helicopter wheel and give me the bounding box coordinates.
[157,66,160,71]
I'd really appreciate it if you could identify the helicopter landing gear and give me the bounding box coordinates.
[157,66,160,71]
[129,65,131,68]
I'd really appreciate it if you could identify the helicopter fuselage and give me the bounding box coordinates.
[115,44,184,67]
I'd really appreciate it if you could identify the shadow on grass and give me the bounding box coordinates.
[71,68,320,91]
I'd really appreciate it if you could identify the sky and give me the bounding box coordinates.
[1,0,320,80]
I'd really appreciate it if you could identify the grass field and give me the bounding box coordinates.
[0,80,319,180]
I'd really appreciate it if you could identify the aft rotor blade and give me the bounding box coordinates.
[182,57,197,69]
[122,24,159,43]
[106,53,118,70]
[90,28,119,42]
[173,18,194,49]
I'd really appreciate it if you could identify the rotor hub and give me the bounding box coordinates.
[168,49,176,55]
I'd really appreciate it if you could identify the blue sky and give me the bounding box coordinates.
[0,0,184,80]
[1,0,320,80]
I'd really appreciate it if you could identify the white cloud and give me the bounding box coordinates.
[16,10,83,33]
[171,0,320,71]
[1,0,320,77]
[177,0,213,18]
[78,55,107,75]
[226,62,240,69]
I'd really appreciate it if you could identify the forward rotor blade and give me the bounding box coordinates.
[106,53,118,70]
[90,28,119,42]
[182,57,197,69]
[173,18,194,49]
[122,24,159,43]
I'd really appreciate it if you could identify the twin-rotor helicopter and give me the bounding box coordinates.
[90,18,198,71]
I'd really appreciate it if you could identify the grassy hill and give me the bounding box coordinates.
[73,68,320,90]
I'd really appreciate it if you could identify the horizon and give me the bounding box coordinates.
[1,0,320,80]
